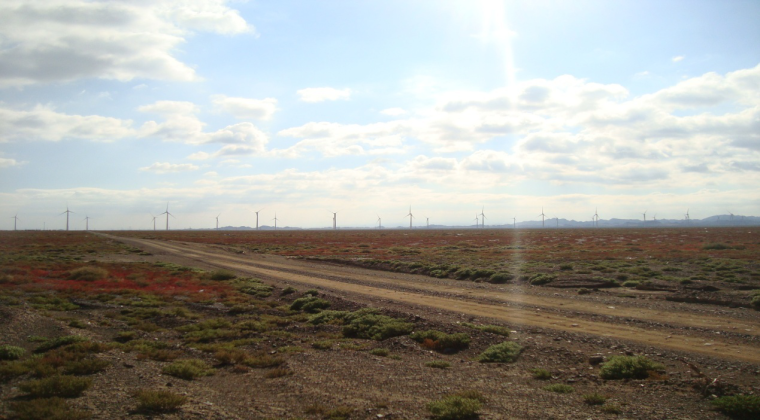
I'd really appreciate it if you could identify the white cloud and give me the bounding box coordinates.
[381,107,408,116]
[0,157,24,168]
[212,95,278,120]
[0,105,135,142]
[672,55,685,63]
[297,87,351,102]
[139,162,199,174]
[0,0,253,87]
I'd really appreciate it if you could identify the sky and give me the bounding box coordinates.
[1,0,760,230]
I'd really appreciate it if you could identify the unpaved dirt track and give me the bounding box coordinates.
[105,234,760,364]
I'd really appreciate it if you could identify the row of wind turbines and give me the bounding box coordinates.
[7,204,722,232]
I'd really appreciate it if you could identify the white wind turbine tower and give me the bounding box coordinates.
[60,205,74,231]
[406,206,414,229]
[685,209,690,222]
[150,214,157,231]
[426,216,429,228]
[160,203,174,231]
[642,210,647,222]
[479,206,487,228]
[377,215,382,229]
[254,209,263,230]
[594,208,599,227]
[473,214,479,227]
[539,207,546,228]
[272,213,279,230]
[728,211,734,225]
[83,216,91,231]
[11,214,19,231]
[215,213,220,230]
[513,217,516,229]
[330,211,338,230]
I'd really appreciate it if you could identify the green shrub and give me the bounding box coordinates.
[0,344,25,360]
[312,340,334,350]
[751,291,760,310]
[461,323,510,337]
[477,342,522,363]
[62,359,110,375]
[529,273,555,285]
[583,393,607,405]
[308,310,352,325]
[281,286,296,295]
[531,368,551,380]
[599,355,664,380]
[342,312,414,341]
[290,296,331,313]
[162,359,215,380]
[370,348,389,357]
[471,269,495,280]
[559,264,573,271]
[19,375,92,398]
[10,397,90,420]
[304,289,319,296]
[427,395,481,420]
[426,361,451,369]
[543,383,574,393]
[135,389,187,413]
[34,336,89,354]
[239,281,273,297]
[68,266,108,281]
[454,268,473,280]
[242,353,285,368]
[213,348,249,365]
[209,270,236,281]
[326,405,353,420]
[410,330,470,352]
[711,395,760,419]
[577,288,591,295]
[488,272,513,284]
[601,404,621,414]
[622,280,640,288]
[703,243,731,250]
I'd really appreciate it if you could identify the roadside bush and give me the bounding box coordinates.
[19,375,92,398]
[209,270,236,281]
[599,355,664,380]
[239,281,273,297]
[304,289,319,296]
[135,389,187,413]
[281,286,296,295]
[454,268,474,280]
[162,359,215,380]
[342,312,413,341]
[711,395,760,419]
[622,280,640,288]
[471,269,495,280]
[577,288,591,295]
[427,395,481,420]
[0,344,25,360]
[488,272,513,284]
[529,273,555,285]
[10,397,90,420]
[68,266,108,282]
[543,383,574,393]
[308,310,352,325]
[290,296,331,313]
[410,330,470,352]
[531,368,551,380]
[476,342,522,363]
[751,291,760,310]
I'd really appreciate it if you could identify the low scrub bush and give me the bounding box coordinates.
[531,368,551,380]
[711,395,760,419]
[427,395,481,420]
[281,286,296,295]
[69,266,108,281]
[10,397,90,420]
[426,361,450,369]
[599,355,664,380]
[135,389,187,413]
[477,342,522,363]
[559,264,573,271]
[601,404,621,414]
[209,270,236,281]
[577,288,592,295]
[342,312,414,341]
[162,359,215,380]
[703,243,731,250]
[369,348,389,357]
[543,383,574,393]
[0,344,25,360]
[751,291,760,310]
[242,353,285,368]
[214,348,249,365]
[289,296,331,313]
[622,280,640,288]
[410,330,470,352]
[19,375,92,398]
[583,393,608,405]
[62,358,110,375]
[529,273,555,285]
[488,272,513,284]
[312,340,334,350]
[34,336,88,354]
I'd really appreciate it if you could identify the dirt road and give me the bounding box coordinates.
[106,234,760,364]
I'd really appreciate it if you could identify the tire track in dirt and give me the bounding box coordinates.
[111,235,760,364]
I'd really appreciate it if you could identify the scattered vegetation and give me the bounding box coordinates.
[209,270,237,281]
[426,361,451,369]
[135,389,187,413]
[583,393,608,406]
[34,336,89,353]
[162,359,215,380]
[599,355,664,380]
[531,368,551,380]
[410,330,470,352]
[68,266,108,281]
[0,344,25,360]
[10,397,91,420]
[342,311,414,341]
[19,375,92,398]
[369,348,389,357]
[543,383,574,393]
[290,296,331,313]
[476,342,522,363]
[427,395,481,420]
[710,395,760,419]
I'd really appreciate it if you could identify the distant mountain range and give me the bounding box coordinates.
[207,214,760,231]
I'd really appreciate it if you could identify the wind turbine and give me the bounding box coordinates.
[11,214,19,231]
[272,213,279,230]
[406,206,414,229]
[215,213,220,230]
[83,216,91,231]
[150,214,157,231]
[537,208,545,228]
[555,217,559,228]
[685,209,690,222]
[473,214,479,227]
[426,216,429,228]
[594,208,599,227]
[642,210,647,222]
[254,209,263,230]
[160,203,174,231]
[728,211,734,225]
[377,215,382,229]
[513,217,516,229]
[479,207,487,228]
[60,205,74,231]
[330,211,338,230]
[653,214,657,222]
